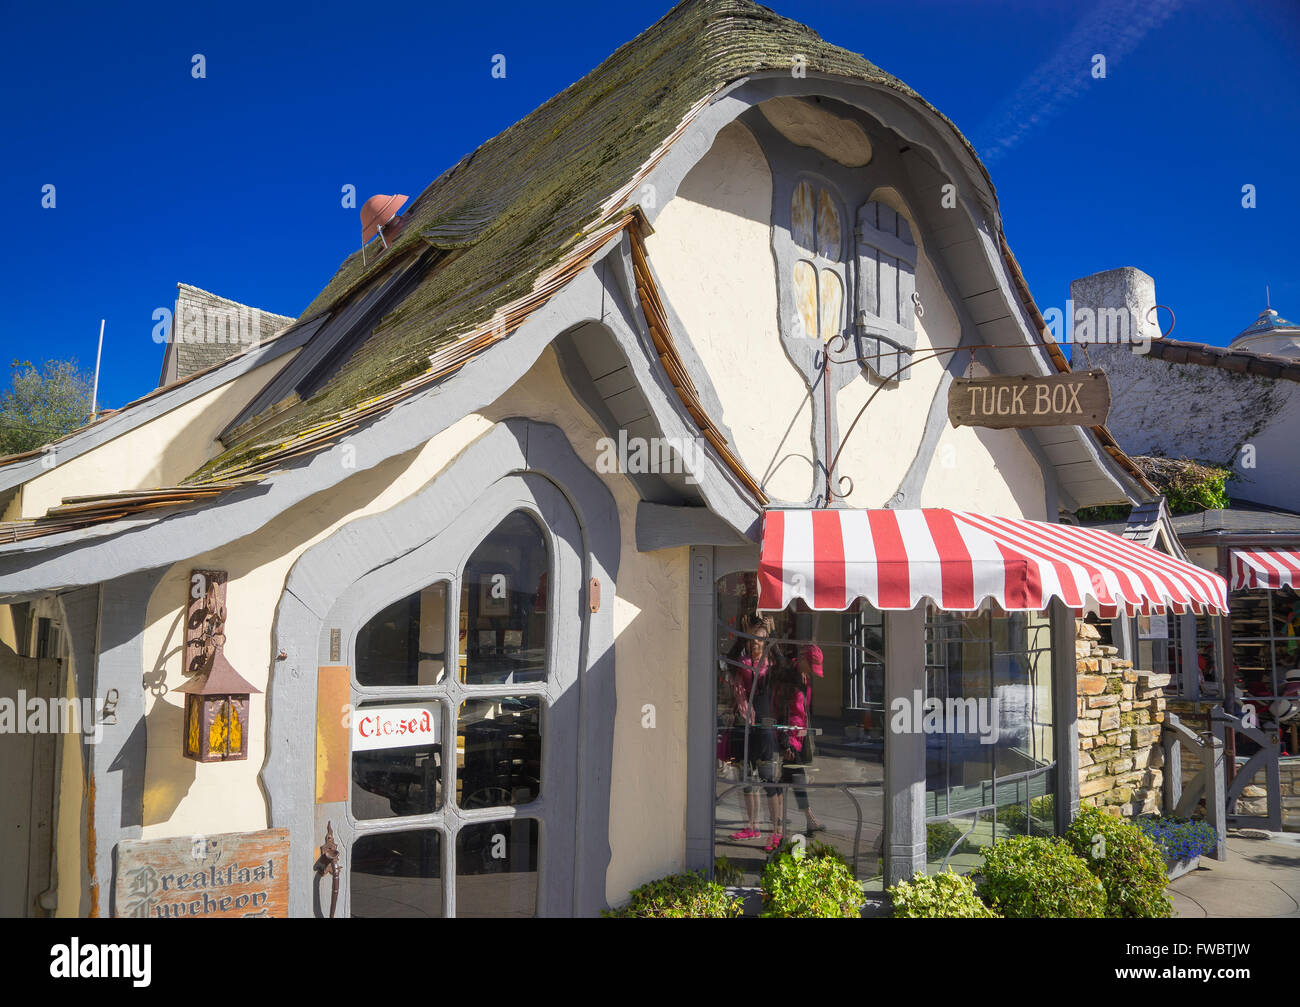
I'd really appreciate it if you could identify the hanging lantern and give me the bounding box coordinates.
[180,650,260,762]
[181,568,259,762]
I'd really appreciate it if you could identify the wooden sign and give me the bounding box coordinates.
[115,828,289,918]
[948,369,1110,429]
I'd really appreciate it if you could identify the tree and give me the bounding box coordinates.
[0,359,95,456]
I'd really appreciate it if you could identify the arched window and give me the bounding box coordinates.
[347,509,551,917]
[790,179,845,343]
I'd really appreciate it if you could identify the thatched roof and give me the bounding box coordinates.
[185,0,989,483]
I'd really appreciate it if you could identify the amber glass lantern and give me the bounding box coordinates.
[180,651,260,762]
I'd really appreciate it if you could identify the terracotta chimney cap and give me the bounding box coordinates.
[361,193,409,244]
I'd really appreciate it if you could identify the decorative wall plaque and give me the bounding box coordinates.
[115,828,290,918]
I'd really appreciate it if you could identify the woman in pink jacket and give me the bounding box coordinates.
[773,644,825,842]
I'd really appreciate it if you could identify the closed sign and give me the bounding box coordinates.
[948,369,1109,429]
[352,704,441,751]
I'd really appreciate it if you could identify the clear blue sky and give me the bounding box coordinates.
[2,0,1297,409]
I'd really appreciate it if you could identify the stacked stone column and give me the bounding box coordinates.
[1076,619,1168,816]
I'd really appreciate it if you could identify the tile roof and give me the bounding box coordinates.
[1138,334,1300,382]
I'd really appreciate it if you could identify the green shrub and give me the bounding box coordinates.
[889,869,1000,918]
[760,851,863,918]
[805,839,850,865]
[1066,807,1172,918]
[604,871,743,918]
[996,795,1055,835]
[772,837,849,865]
[713,856,744,887]
[977,836,1106,918]
[927,820,977,860]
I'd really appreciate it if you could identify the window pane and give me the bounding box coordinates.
[457,696,542,809]
[819,269,843,342]
[816,188,841,259]
[460,512,549,686]
[992,612,1054,775]
[793,260,818,340]
[455,819,538,918]
[355,582,448,687]
[791,180,815,251]
[350,830,442,918]
[351,702,443,819]
[925,606,1057,815]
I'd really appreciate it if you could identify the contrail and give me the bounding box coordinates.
[977,0,1186,166]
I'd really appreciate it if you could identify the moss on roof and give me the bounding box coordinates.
[195,0,991,480]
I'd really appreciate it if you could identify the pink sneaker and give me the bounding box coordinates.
[764,833,784,852]
[729,828,760,841]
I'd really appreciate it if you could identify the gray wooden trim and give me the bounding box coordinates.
[855,223,918,267]
[550,313,684,506]
[263,419,619,917]
[1179,613,1199,701]
[714,544,761,582]
[1112,614,1135,662]
[884,605,926,885]
[636,503,752,551]
[685,546,716,873]
[93,568,165,917]
[0,320,319,497]
[1052,600,1080,832]
[55,585,100,917]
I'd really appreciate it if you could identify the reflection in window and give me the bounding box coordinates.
[350,830,442,918]
[457,696,542,809]
[790,180,845,343]
[351,701,442,820]
[355,583,448,687]
[924,604,1056,868]
[460,512,549,685]
[455,819,538,918]
[714,573,883,890]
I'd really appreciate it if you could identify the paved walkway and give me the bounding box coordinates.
[1170,831,1300,918]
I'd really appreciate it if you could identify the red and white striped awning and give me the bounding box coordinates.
[758,509,1229,617]
[1230,549,1300,591]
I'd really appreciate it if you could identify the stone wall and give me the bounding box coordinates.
[1076,619,1168,816]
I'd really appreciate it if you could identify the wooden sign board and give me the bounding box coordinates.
[948,369,1110,429]
[115,828,289,918]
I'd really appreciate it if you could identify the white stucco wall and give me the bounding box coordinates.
[1088,342,1299,512]
[645,121,817,503]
